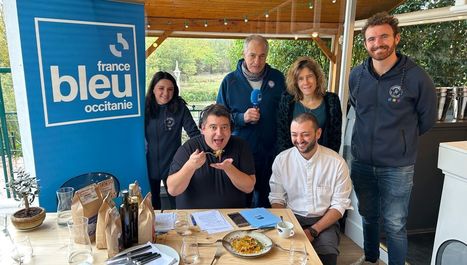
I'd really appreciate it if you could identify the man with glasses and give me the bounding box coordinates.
[349,12,437,265]
[167,104,256,209]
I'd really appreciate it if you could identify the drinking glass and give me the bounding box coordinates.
[67,217,93,265]
[288,241,307,265]
[181,236,199,264]
[57,187,74,225]
[174,211,191,236]
[10,236,33,264]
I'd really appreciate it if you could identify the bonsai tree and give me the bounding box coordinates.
[6,168,40,217]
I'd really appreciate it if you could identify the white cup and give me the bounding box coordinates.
[276,221,295,238]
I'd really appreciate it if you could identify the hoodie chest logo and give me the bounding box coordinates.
[164,117,175,131]
[388,85,403,103]
[268,80,275,88]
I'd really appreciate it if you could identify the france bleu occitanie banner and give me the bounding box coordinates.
[4,0,147,211]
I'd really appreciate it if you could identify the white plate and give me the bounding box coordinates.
[155,244,180,265]
[222,230,273,258]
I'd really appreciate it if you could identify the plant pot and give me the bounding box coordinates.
[11,207,46,230]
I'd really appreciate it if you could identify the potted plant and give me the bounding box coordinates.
[6,168,46,230]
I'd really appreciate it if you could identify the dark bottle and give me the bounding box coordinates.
[120,190,132,248]
[129,195,139,244]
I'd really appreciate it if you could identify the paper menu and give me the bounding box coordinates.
[191,210,233,234]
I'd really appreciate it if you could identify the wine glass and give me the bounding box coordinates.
[10,236,33,264]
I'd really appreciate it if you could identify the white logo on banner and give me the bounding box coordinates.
[35,18,140,127]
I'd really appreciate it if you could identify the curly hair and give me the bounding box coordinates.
[286,56,326,101]
[362,11,399,40]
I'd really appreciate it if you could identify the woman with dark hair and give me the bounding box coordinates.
[276,56,342,154]
[145,71,199,209]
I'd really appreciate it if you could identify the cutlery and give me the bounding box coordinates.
[210,243,223,265]
[204,150,224,158]
[243,226,275,232]
[108,245,152,261]
[198,239,227,247]
[135,252,161,265]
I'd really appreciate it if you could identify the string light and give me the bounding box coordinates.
[311,32,319,38]
[147,24,150,28]
[294,35,298,40]
[152,43,158,47]
[173,0,337,30]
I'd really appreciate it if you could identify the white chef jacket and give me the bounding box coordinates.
[269,145,352,217]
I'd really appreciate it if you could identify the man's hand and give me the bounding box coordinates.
[304,229,315,242]
[210,158,234,171]
[187,149,206,170]
[210,158,255,193]
[244,108,260,123]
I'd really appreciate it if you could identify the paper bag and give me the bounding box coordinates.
[96,192,115,249]
[71,183,103,242]
[97,178,117,199]
[138,192,155,244]
[105,206,122,258]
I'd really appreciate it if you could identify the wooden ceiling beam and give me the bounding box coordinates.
[312,36,336,63]
[145,31,172,58]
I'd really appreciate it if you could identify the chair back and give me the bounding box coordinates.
[60,172,120,194]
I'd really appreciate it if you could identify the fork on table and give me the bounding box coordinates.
[209,243,223,265]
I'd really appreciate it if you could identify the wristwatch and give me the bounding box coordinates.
[308,227,319,238]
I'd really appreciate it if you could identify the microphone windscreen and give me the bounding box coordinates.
[250,89,262,105]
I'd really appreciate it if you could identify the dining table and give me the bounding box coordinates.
[2,208,323,265]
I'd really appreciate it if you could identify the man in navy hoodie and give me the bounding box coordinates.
[217,35,285,208]
[349,12,437,265]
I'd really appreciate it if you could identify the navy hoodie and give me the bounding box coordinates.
[217,59,285,154]
[349,53,437,167]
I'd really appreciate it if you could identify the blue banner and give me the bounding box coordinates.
[13,0,147,211]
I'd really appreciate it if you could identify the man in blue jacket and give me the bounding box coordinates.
[217,35,285,208]
[349,12,437,265]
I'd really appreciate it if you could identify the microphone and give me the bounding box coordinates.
[250,89,262,109]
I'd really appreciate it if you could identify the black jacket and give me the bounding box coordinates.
[276,91,342,154]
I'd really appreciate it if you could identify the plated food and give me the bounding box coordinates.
[222,231,273,258]
[231,235,263,254]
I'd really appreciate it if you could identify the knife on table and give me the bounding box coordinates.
[107,244,152,262]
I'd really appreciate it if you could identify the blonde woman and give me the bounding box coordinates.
[276,56,342,153]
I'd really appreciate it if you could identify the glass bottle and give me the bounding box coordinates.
[120,190,132,248]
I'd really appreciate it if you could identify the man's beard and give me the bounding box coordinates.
[368,42,396,61]
[294,139,317,154]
